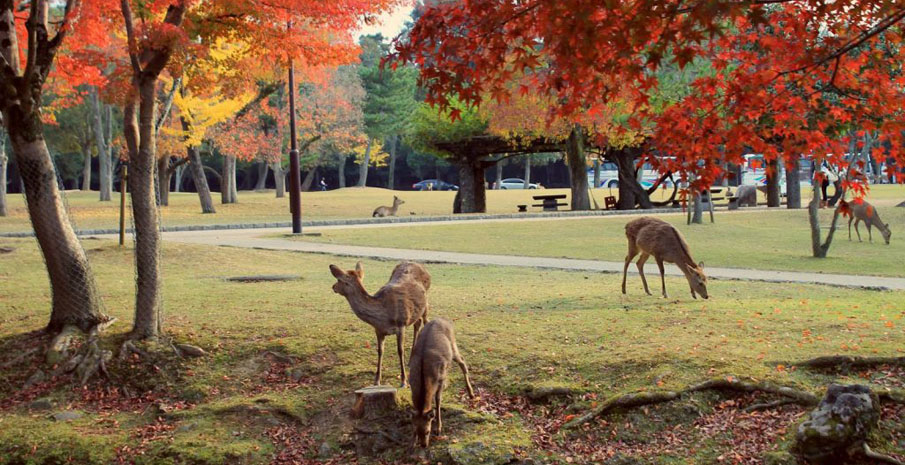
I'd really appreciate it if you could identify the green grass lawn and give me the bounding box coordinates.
[0,238,902,464]
[7,183,900,233]
[302,205,905,278]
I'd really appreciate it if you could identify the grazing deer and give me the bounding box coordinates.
[409,318,475,448]
[621,217,709,299]
[329,261,430,387]
[373,196,405,217]
[843,200,892,245]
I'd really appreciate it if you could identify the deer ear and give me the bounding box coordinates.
[355,261,364,279]
[426,410,435,419]
[329,264,344,279]
[698,261,704,269]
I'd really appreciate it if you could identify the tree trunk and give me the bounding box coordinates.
[338,155,346,188]
[358,138,371,187]
[455,160,486,213]
[273,163,285,197]
[254,160,268,191]
[611,147,653,209]
[185,145,215,213]
[494,160,503,189]
[125,78,163,340]
[0,134,7,216]
[524,156,531,189]
[593,158,601,189]
[174,164,184,192]
[786,157,801,209]
[566,125,590,210]
[221,155,237,204]
[5,110,105,332]
[809,185,844,258]
[766,158,781,207]
[157,157,171,206]
[81,144,91,191]
[387,135,397,190]
[90,89,112,201]
[301,167,316,192]
[689,189,703,224]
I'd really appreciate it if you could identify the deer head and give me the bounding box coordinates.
[685,262,709,299]
[411,409,435,448]
[329,262,364,296]
[882,224,891,245]
[393,196,405,207]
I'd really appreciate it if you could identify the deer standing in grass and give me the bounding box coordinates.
[622,217,709,299]
[330,261,431,387]
[409,318,475,448]
[373,196,405,217]
[842,200,892,245]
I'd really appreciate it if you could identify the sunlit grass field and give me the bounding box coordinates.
[0,238,902,463]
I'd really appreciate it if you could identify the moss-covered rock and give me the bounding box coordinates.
[793,384,879,464]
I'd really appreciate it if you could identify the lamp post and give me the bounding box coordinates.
[287,23,302,234]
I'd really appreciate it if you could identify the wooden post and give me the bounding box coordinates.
[119,165,127,246]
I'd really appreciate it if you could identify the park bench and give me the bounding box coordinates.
[532,194,568,211]
[517,204,528,212]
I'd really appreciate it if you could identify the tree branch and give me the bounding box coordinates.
[120,0,142,76]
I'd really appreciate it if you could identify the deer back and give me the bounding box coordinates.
[635,221,696,267]
[409,319,455,414]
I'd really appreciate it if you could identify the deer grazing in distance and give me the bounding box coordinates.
[409,318,475,448]
[373,196,405,217]
[622,217,709,299]
[329,261,431,387]
[842,200,892,245]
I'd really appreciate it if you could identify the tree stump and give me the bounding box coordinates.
[351,386,398,419]
[794,384,880,464]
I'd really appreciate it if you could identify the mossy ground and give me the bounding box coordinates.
[0,235,902,464]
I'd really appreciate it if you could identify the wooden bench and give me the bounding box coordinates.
[604,196,617,210]
[532,194,568,211]
[517,204,528,212]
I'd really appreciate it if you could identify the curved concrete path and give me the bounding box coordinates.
[149,227,905,291]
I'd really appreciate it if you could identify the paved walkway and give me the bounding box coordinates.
[150,227,905,291]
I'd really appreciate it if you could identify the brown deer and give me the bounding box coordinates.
[329,261,430,387]
[409,318,475,448]
[843,200,892,245]
[621,217,709,299]
[373,196,405,217]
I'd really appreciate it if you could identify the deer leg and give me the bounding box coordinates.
[848,216,853,241]
[866,222,873,242]
[454,352,475,398]
[637,253,652,296]
[855,219,863,242]
[375,333,385,386]
[397,331,407,388]
[622,244,639,294]
[434,386,443,435]
[655,257,669,299]
[413,317,424,346]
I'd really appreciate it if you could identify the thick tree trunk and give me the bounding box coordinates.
[81,143,91,191]
[689,190,703,224]
[566,125,590,210]
[125,78,163,340]
[455,160,486,213]
[301,167,316,192]
[766,158,781,207]
[494,160,503,189]
[338,156,346,188]
[157,157,171,206]
[786,157,801,209]
[221,155,237,204]
[254,160,268,191]
[180,117,215,213]
[90,89,112,201]
[358,139,371,187]
[5,111,105,332]
[524,156,531,189]
[611,147,653,209]
[0,134,7,216]
[387,135,397,190]
[273,162,285,197]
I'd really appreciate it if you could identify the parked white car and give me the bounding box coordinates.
[497,178,539,189]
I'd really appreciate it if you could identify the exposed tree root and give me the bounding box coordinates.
[1,346,39,369]
[743,398,796,412]
[43,320,117,386]
[863,443,904,465]
[791,355,905,370]
[562,377,817,430]
[878,390,905,404]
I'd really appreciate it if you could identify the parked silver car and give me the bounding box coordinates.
[497,178,539,189]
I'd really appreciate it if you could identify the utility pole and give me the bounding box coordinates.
[287,22,302,234]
